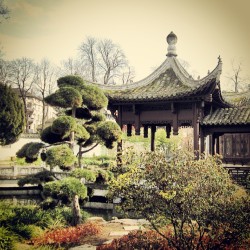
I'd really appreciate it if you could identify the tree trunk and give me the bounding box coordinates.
[22,97,29,133]
[42,99,46,131]
[117,140,122,168]
[71,194,82,226]
[70,106,76,150]
[78,143,83,168]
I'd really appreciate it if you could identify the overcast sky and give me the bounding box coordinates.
[1,0,250,91]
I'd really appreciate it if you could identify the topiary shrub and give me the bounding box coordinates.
[81,84,108,110]
[46,145,76,170]
[70,169,96,182]
[57,75,85,89]
[18,170,55,187]
[97,121,122,148]
[65,107,92,120]
[51,116,76,138]
[41,126,65,144]
[45,87,82,108]
[16,142,44,163]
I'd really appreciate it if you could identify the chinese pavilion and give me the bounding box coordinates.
[93,32,250,187]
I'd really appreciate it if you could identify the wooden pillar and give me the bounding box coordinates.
[200,126,205,154]
[172,103,178,135]
[135,115,141,135]
[144,125,148,138]
[117,105,123,167]
[208,133,215,155]
[127,124,132,137]
[193,103,199,154]
[215,135,220,154]
[212,135,216,155]
[166,124,171,138]
[134,105,140,135]
[151,125,156,151]
[117,105,122,127]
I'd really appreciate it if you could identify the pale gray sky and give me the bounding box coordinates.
[1,0,250,90]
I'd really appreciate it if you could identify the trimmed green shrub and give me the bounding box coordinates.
[51,116,76,138]
[65,107,92,120]
[16,142,44,163]
[46,145,76,170]
[57,75,85,89]
[41,126,65,144]
[81,84,108,110]
[45,87,82,108]
[97,121,122,148]
[70,169,96,182]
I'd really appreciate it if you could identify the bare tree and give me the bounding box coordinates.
[0,59,11,85]
[79,37,98,82]
[0,0,10,22]
[121,66,135,84]
[97,39,127,84]
[60,57,84,77]
[227,60,249,93]
[9,58,36,133]
[79,37,131,84]
[34,59,56,131]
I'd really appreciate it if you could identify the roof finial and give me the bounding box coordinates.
[218,55,222,63]
[166,31,177,57]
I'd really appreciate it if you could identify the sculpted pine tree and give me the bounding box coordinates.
[0,83,24,145]
[17,75,122,225]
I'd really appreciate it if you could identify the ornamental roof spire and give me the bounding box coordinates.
[166,31,177,57]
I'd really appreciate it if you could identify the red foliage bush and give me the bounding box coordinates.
[97,230,171,250]
[97,229,250,250]
[32,222,101,248]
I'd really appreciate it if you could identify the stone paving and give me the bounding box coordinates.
[69,217,150,250]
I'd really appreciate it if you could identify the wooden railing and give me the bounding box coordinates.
[224,166,250,189]
[0,166,45,179]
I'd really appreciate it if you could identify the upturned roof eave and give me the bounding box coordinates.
[107,76,220,104]
[87,56,223,92]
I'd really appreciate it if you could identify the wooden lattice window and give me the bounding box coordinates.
[220,134,250,161]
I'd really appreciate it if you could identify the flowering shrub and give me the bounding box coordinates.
[32,222,101,248]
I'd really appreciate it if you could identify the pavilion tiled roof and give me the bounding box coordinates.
[202,108,250,126]
[105,68,217,102]
[94,56,226,104]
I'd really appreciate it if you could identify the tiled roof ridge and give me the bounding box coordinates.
[87,57,222,91]
[202,107,250,125]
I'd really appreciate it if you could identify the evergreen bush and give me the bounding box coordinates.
[0,83,24,145]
